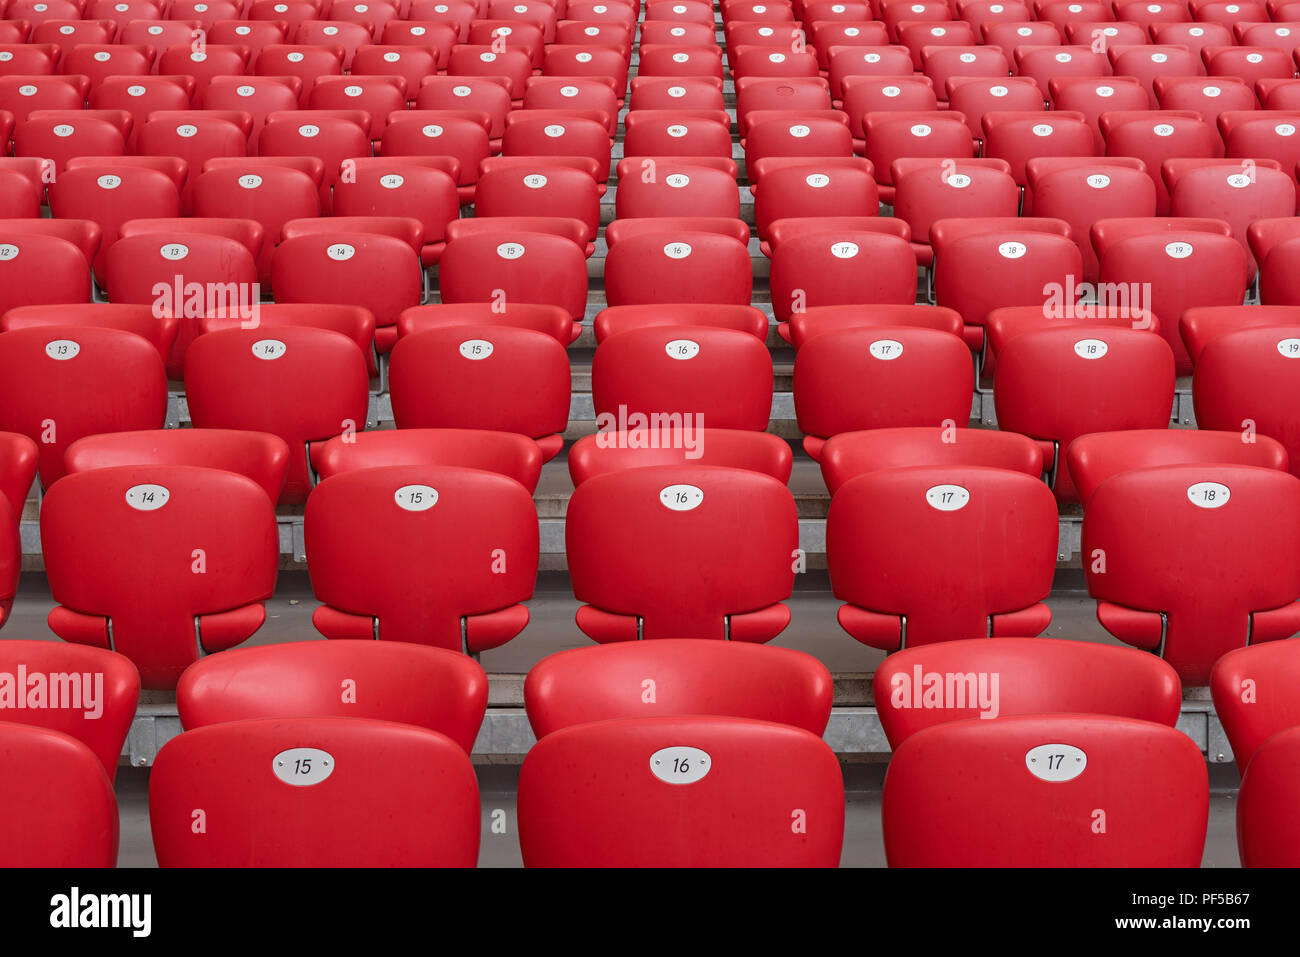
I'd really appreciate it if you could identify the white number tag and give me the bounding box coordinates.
[1187,482,1230,509]
[251,339,287,360]
[926,484,969,511]
[272,747,335,786]
[660,484,703,510]
[394,484,438,511]
[459,339,493,359]
[125,484,170,511]
[649,746,711,784]
[1025,744,1086,782]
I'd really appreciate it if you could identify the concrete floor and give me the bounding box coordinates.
[2,572,1246,868]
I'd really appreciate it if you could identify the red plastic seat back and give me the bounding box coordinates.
[933,228,1083,349]
[64,428,291,505]
[818,425,1044,494]
[388,325,571,459]
[604,230,752,306]
[518,715,845,867]
[829,465,1058,651]
[270,232,422,351]
[1099,231,1249,375]
[0,641,139,780]
[1192,325,1300,481]
[875,637,1182,749]
[150,716,480,866]
[566,465,799,642]
[591,325,774,432]
[0,325,167,488]
[794,327,975,459]
[436,230,589,321]
[104,232,259,378]
[177,640,488,752]
[41,465,279,689]
[1067,428,1289,507]
[0,723,119,867]
[1083,464,1300,685]
[184,326,370,505]
[313,428,544,492]
[0,231,90,317]
[1236,726,1300,867]
[305,465,539,653]
[994,326,1175,503]
[569,428,792,486]
[1211,641,1300,774]
[883,714,1208,866]
[769,230,919,321]
[524,641,832,737]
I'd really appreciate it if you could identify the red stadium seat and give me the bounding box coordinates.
[436,229,588,327]
[156,44,251,103]
[1083,463,1300,684]
[1211,640,1300,775]
[744,110,854,164]
[525,641,831,737]
[0,641,138,781]
[399,301,580,347]
[256,44,344,104]
[150,717,480,866]
[1192,324,1300,479]
[945,76,1045,139]
[381,110,490,203]
[630,74,726,111]
[862,111,974,200]
[312,427,544,492]
[591,325,773,432]
[614,158,740,219]
[769,227,918,322]
[930,219,1081,352]
[593,303,768,343]
[779,302,964,349]
[0,230,91,319]
[1096,222,1249,375]
[192,164,319,283]
[569,426,791,486]
[1100,109,1220,212]
[883,715,1208,866]
[995,326,1174,503]
[1067,428,1290,508]
[500,109,613,181]
[0,723,119,867]
[1025,159,1157,281]
[42,464,278,689]
[794,326,975,460]
[202,76,300,149]
[177,640,486,751]
[0,431,35,618]
[604,229,752,306]
[981,110,1095,185]
[817,425,1043,494]
[185,325,370,504]
[474,164,600,254]
[518,715,844,867]
[875,637,1182,748]
[1219,111,1300,189]
[104,231,258,378]
[752,161,879,245]
[828,465,1057,651]
[389,325,571,460]
[891,158,1019,265]
[623,108,732,158]
[305,465,538,653]
[271,231,421,354]
[0,325,165,487]
[63,427,290,506]
[15,109,128,172]
[1235,726,1300,866]
[566,465,798,642]
[1048,76,1148,152]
